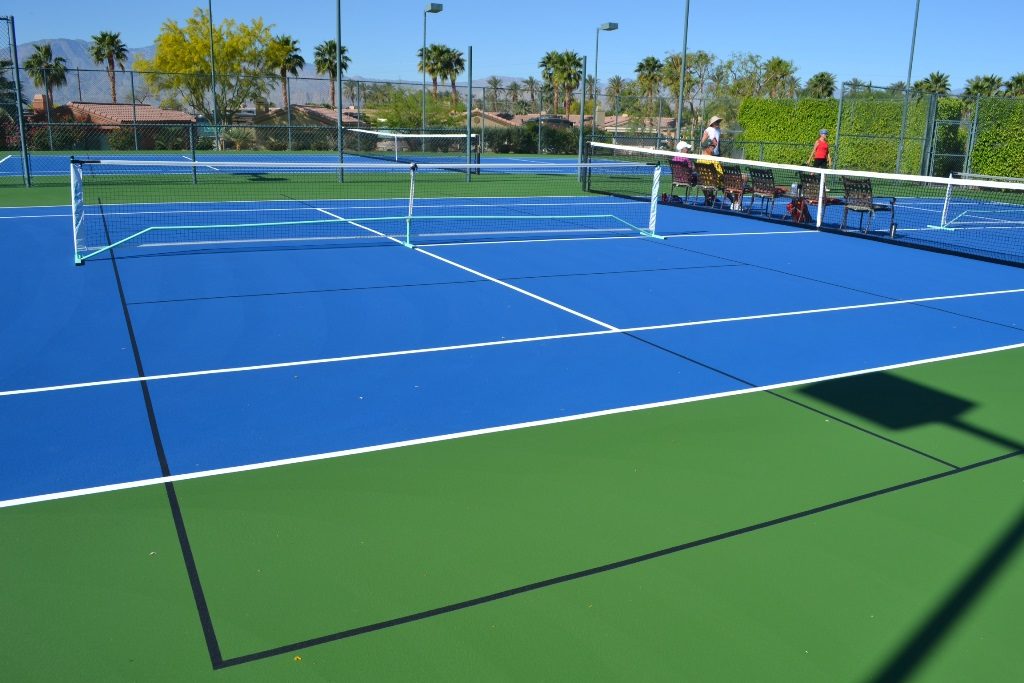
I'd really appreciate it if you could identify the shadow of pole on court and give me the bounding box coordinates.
[798,372,1024,682]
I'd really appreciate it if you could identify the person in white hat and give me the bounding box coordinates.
[701,115,723,156]
[672,139,692,162]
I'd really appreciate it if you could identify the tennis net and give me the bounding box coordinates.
[343,128,480,166]
[588,141,1024,267]
[70,158,660,264]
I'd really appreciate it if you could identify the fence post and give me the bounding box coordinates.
[6,16,31,186]
[286,76,293,151]
[965,96,981,175]
[188,123,197,184]
[465,46,472,182]
[75,67,82,101]
[130,71,139,151]
[833,83,845,169]
[577,56,587,173]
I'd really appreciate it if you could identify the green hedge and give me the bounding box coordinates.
[971,97,1024,178]
[736,96,932,173]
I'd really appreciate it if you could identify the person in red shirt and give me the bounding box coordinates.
[808,129,831,168]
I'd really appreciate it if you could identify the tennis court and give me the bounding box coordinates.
[3,155,1024,681]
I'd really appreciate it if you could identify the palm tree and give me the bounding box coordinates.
[912,72,951,96]
[845,78,869,95]
[23,44,68,108]
[507,81,522,110]
[522,76,539,111]
[1005,73,1024,97]
[557,51,584,115]
[269,35,304,110]
[437,46,465,100]
[604,75,626,114]
[417,43,446,96]
[486,76,503,111]
[763,56,798,98]
[539,51,561,114]
[803,72,836,99]
[313,40,350,108]
[634,56,662,127]
[886,81,906,95]
[88,32,128,103]
[963,74,1004,98]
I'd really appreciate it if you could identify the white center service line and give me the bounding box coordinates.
[314,206,620,331]
[2,286,1023,399]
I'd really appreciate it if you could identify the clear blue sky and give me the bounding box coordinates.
[6,0,1021,88]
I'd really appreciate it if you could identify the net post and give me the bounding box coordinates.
[405,164,416,248]
[940,173,953,228]
[189,123,197,184]
[815,171,826,229]
[647,164,663,239]
[70,158,84,265]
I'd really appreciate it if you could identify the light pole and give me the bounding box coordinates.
[674,0,691,143]
[895,0,921,173]
[207,0,218,140]
[591,22,617,139]
[422,3,443,134]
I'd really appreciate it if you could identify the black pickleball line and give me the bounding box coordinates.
[97,202,224,668]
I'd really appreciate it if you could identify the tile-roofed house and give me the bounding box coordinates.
[289,105,367,127]
[66,102,196,125]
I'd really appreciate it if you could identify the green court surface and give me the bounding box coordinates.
[2,348,1023,681]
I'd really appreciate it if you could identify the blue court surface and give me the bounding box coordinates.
[3,193,1024,506]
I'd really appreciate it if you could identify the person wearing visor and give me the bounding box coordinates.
[808,129,832,168]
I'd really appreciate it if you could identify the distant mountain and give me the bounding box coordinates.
[17,38,156,71]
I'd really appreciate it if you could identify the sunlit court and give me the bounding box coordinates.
[3,2,1024,681]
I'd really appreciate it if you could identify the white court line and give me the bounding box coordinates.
[182,155,219,171]
[4,286,1024,399]
[314,206,621,332]
[0,154,12,165]
[428,229,814,248]
[5,338,1024,510]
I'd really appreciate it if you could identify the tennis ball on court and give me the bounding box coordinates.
[294,656,302,663]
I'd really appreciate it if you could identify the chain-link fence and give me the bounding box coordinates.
[8,57,1024,188]
[1,16,30,186]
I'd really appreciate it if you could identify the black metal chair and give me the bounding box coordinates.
[840,176,896,235]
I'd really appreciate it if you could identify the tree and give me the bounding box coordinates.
[886,81,907,95]
[1005,73,1024,97]
[313,39,350,108]
[538,51,561,114]
[556,51,584,115]
[634,56,662,126]
[963,74,1004,98]
[604,75,626,112]
[507,81,521,107]
[437,46,465,100]
[89,32,128,103]
[846,78,870,95]
[803,72,836,99]
[0,59,26,121]
[486,76,503,111]
[417,43,446,96]
[23,44,68,108]
[268,35,304,110]
[522,76,539,110]
[912,72,951,96]
[762,56,798,98]
[133,8,278,122]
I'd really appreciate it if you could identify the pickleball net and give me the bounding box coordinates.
[588,141,1024,266]
[70,158,661,264]
[343,128,481,167]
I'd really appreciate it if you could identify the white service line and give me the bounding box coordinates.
[3,286,1024,399]
[5,338,1024,510]
[182,155,220,171]
[314,206,621,331]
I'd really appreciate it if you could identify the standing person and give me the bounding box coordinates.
[701,116,723,156]
[808,129,832,168]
